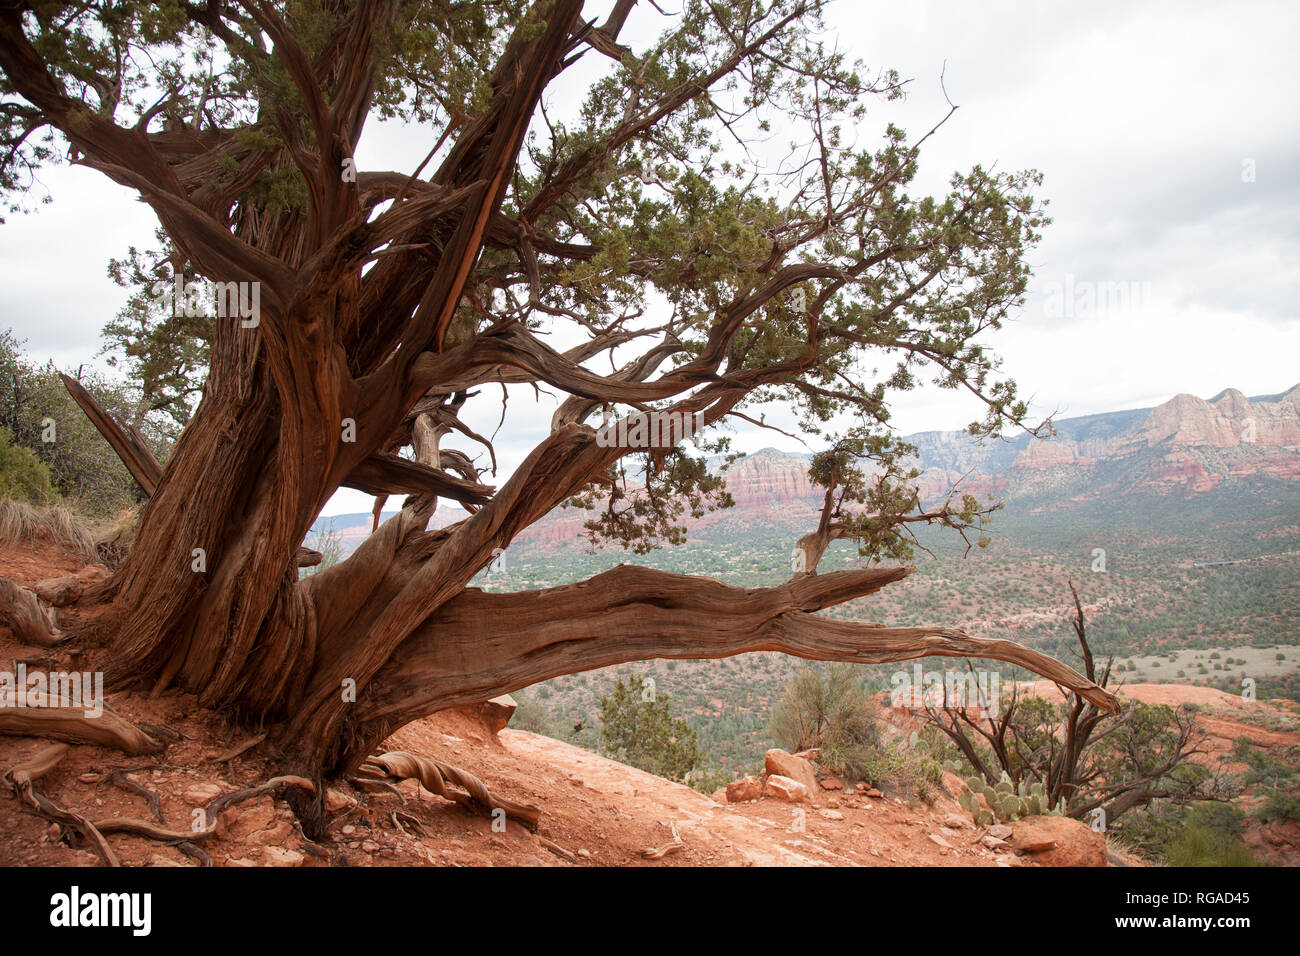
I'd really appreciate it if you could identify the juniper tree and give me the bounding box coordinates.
[0,0,1115,835]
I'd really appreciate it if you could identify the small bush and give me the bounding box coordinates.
[0,427,56,504]
[1164,826,1257,867]
[1256,793,1300,823]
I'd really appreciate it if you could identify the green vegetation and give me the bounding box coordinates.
[0,426,55,504]
[770,664,941,801]
[0,330,171,517]
[1122,801,1260,867]
[597,675,700,784]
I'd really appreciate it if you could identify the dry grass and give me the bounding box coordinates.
[0,498,141,569]
[89,505,140,569]
[0,498,97,564]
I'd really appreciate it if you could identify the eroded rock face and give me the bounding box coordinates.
[455,694,518,736]
[764,749,819,796]
[1136,387,1300,449]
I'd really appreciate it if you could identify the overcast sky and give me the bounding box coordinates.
[0,0,1295,516]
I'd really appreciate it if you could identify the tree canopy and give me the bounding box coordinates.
[0,0,1112,835]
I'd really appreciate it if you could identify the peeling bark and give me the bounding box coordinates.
[0,577,63,646]
[344,565,1117,769]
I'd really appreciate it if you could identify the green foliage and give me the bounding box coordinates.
[509,693,555,737]
[0,331,170,517]
[1164,827,1258,867]
[771,664,939,799]
[1120,800,1260,866]
[1256,792,1300,823]
[101,234,211,436]
[0,427,56,505]
[598,675,700,783]
[959,772,1059,824]
[770,663,865,755]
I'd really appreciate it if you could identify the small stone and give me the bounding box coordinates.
[725,775,763,803]
[262,846,306,866]
[765,775,808,803]
[77,772,100,784]
[863,788,883,799]
[341,825,356,836]
[325,789,352,813]
[987,823,1013,840]
[360,840,380,853]
[182,783,222,806]
[943,813,974,830]
[1017,838,1059,854]
[577,848,591,858]
[819,777,844,791]
[818,809,845,821]
[928,833,954,849]
[764,750,819,795]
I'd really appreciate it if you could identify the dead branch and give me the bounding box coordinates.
[0,702,165,754]
[3,743,119,865]
[0,576,63,646]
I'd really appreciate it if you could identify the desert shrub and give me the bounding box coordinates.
[1164,826,1257,867]
[1256,792,1300,823]
[772,664,940,799]
[0,426,56,504]
[598,675,700,783]
[510,693,555,736]
[0,330,170,517]
[299,521,345,578]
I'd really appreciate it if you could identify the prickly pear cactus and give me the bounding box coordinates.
[960,772,1061,825]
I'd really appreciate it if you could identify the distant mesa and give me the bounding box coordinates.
[312,382,1300,553]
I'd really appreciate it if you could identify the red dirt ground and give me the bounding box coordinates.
[0,535,1290,866]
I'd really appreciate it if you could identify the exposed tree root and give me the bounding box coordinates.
[205,732,267,764]
[110,770,163,823]
[0,703,165,754]
[4,736,316,865]
[172,840,213,866]
[0,576,63,647]
[539,837,577,862]
[4,743,120,865]
[391,809,428,839]
[94,775,316,843]
[351,776,405,802]
[358,750,541,831]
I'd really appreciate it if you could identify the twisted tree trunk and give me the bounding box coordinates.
[0,0,1121,843]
